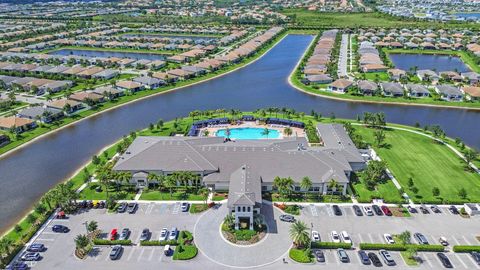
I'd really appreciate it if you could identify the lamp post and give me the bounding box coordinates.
[82,221,88,234]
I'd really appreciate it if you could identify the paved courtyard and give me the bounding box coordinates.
[14,202,480,270]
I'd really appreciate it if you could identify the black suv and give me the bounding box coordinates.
[332,205,342,216]
[117,202,127,213]
[352,205,363,216]
[437,253,453,268]
[368,252,382,267]
[372,205,383,216]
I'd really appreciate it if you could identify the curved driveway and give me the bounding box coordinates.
[194,203,292,268]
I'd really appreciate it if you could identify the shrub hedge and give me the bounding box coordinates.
[311,242,352,249]
[173,245,198,260]
[289,248,313,263]
[234,230,257,241]
[93,239,132,246]
[359,243,444,252]
[453,246,480,253]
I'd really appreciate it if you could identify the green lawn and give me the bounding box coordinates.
[362,72,390,81]
[281,9,480,30]
[43,46,177,56]
[356,127,480,203]
[352,177,404,204]
[140,190,204,201]
[78,183,136,200]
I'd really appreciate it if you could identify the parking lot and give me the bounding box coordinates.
[11,202,480,270]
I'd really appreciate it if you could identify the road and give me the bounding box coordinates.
[337,33,350,79]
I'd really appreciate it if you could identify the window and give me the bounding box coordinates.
[262,186,267,191]
[294,186,300,191]
[308,187,314,192]
[247,207,250,212]
[237,206,241,212]
[313,187,320,192]
[242,206,246,212]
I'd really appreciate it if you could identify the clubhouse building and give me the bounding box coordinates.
[113,123,366,229]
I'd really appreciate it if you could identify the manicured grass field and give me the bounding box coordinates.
[352,178,404,204]
[355,127,480,203]
[362,72,390,81]
[139,190,204,201]
[281,9,479,30]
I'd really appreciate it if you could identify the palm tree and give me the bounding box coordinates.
[164,176,177,198]
[289,221,310,248]
[87,221,98,233]
[300,177,312,199]
[0,237,13,257]
[147,173,160,188]
[74,234,89,250]
[283,127,293,137]
[199,187,209,206]
[224,214,235,229]
[327,179,339,202]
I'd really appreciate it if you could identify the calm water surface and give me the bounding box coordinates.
[389,53,471,73]
[1,35,479,233]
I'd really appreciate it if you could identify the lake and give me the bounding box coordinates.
[389,53,471,73]
[49,48,167,60]
[0,35,479,234]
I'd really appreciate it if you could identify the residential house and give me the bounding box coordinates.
[0,116,36,133]
[327,79,354,94]
[92,69,119,80]
[167,69,194,80]
[133,76,164,89]
[417,69,439,82]
[357,80,378,95]
[304,74,333,85]
[69,92,105,104]
[46,98,84,113]
[461,72,479,85]
[462,86,480,101]
[152,72,178,83]
[435,85,463,101]
[381,82,404,97]
[39,80,73,94]
[93,86,125,98]
[115,80,144,93]
[405,84,430,98]
[17,106,64,123]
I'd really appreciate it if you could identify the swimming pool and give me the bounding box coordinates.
[215,128,280,140]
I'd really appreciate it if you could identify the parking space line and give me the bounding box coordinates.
[35,238,54,241]
[466,254,480,269]
[368,233,374,243]
[358,233,364,244]
[147,248,155,261]
[137,248,146,261]
[351,250,360,264]
[454,253,468,269]
[126,247,136,261]
[326,205,333,217]
[145,203,154,215]
[158,249,164,262]
[172,202,180,215]
[104,249,111,261]
[462,236,472,245]
[452,236,461,245]
[422,253,433,268]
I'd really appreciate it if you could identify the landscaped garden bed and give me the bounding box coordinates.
[221,214,267,245]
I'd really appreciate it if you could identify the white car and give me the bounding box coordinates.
[331,231,340,243]
[169,227,178,240]
[384,233,395,244]
[312,230,321,242]
[340,231,352,244]
[159,228,169,241]
[363,206,374,216]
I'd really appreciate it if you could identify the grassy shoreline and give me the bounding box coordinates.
[43,45,177,55]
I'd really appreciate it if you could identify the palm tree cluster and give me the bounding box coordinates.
[362,112,386,128]
[289,221,310,248]
[41,182,78,212]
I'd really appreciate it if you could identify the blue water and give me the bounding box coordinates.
[389,53,471,73]
[216,128,280,139]
[456,13,480,20]
[49,49,167,60]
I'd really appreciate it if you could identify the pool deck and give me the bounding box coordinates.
[200,122,305,139]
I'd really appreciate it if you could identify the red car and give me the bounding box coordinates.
[381,205,392,216]
[110,229,118,241]
[56,211,66,219]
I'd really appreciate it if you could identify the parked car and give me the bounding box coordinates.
[314,250,325,263]
[368,252,382,267]
[55,211,66,219]
[169,227,178,240]
[419,205,430,214]
[181,202,189,212]
[331,231,341,243]
[407,205,417,213]
[437,253,453,268]
[414,233,429,245]
[139,228,150,241]
[439,236,449,246]
[358,250,371,265]
[332,205,342,216]
[86,201,93,208]
[5,261,28,270]
[27,243,45,252]
[127,202,137,214]
[471,251,480,265]
[363,205,374,216]
[119,228,130,240]
[352,205,363,216]
[20,252,40,261]
[337,248,349,263]
[52,225,69,233]
[448,205,459,215]
[117,202,127,213]
[381,205,392,216]
[110,228,118,241]
[340,231,352,244]
[159,228,169,241]
[109,245,123,260]
[312,230,321,242]
[384,233,395,244]
[279,214,295,222]
[379,250,396,266]
[372,205,383,216]
[77,200,87,208]
[431,205,441,213]
[164,245,172,256]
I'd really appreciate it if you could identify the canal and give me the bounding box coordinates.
[0,34,479,233]
[49,48,168,60]
[389,53,472,73]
